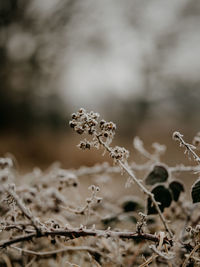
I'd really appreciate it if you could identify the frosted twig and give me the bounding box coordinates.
[72,160,200,179]
[169,164,200,173]
[149,245,174,260]
[11,245,103,258]
[139,254,158,267]
[133,136,154,160]
[0,227,172,249]
[133,137,166,162]
[4,185,42,232]
[59,185,101,217]
[182,243,200,267]
[1,254,12,267]
[0,221,32,231]
[24,256,37,267]
[173,131,200,164]
[164,244,173,267]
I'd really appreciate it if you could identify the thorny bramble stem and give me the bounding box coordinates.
[0,227,172,249]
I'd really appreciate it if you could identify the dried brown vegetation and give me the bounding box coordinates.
[1,109,200,266]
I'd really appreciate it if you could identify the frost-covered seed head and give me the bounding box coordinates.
[89,185,96,191]
[96,186,100,192]
[96,197,102,203]
[0,158,13,169]
[69,108,99,136]
[173,131,183,140]
[110,146,129,164]
[78,140,91,150]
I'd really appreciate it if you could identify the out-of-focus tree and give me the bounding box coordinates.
[0,0,75,133]
[60,0,200,136]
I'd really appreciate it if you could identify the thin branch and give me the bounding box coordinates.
[1,254,12,267]
[72,160,200,178]
[164,244,173,267]
[0,221,32,231]
[139,255,158,267]
[0,232,36,248]
[173,131,200,164]
[11,245,102,258]
[169,164,200,173]
[0,228,172,249]
[25,256,37,267]
[182,243,200,267]
[4,186,41,232]
[149,245,174,260]
[65,261,80,267]
[133,136,155,160]
[58,204,87,215]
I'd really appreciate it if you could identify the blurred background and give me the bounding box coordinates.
[0,0,200,170]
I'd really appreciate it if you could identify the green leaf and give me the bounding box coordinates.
[169,181,184,201]
[191,178,200,203]
[147,185,172,215]
[145,165,169,185]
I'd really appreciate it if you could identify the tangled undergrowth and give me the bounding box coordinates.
[1,108,200,266]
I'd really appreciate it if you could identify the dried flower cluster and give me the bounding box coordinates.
[69,108,129,165]
[110,146,129,164]
[69,108,99,135]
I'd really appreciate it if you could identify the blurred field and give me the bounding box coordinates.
[1,0,200,173]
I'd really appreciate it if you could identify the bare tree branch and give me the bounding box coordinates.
[0,228,172,249]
